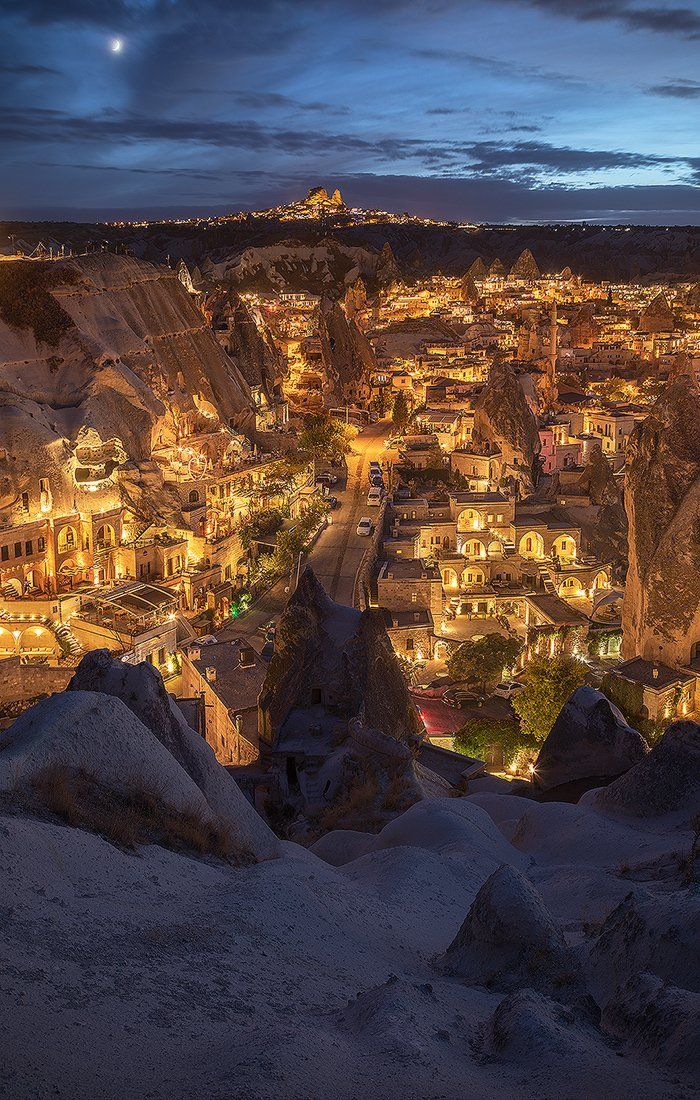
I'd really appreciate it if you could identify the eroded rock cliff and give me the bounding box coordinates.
[621,377,700,665]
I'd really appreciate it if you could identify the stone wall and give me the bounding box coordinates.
[0,656,72,706]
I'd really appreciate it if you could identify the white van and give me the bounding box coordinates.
[366,487,382,506]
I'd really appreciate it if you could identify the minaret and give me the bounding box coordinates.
[548,299,558,387]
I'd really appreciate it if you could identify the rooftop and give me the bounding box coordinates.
[185,638,268,712]
[613,657,694,691]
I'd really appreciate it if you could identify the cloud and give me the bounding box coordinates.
[647,79,700,98]
[35,161,222,179]
[184,89,349,115]
[411,47,587,88]
[0,63,59,74]
[498,0,700,39]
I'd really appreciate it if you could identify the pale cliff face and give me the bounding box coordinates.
[621,377,700,665]
[0,253,253,522]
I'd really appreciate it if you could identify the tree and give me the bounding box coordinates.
[454,716,537,768]
[512,654,589,742]
[447,634,522,693]
[297,415,352,464]
[392,391,409,433]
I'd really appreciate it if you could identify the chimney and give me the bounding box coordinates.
[239,643,256,668]
[188,644,201,662]
[205,666,217,683]
[652,664,659,681]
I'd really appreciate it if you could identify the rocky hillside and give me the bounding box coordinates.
[0,253,254,521]
[0,652,698,1098]
[4,218,699,284]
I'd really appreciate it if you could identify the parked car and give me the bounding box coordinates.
[413,675,455,698]
[494,680,526,700]
[370,476,384,489]
[385,437,403,448]
[366,487,383,505]
[327,495,339,509]
[356,517,373,536]
[315,473,338,487]
[443,688,484,709]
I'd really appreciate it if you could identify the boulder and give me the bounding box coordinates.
[66,649,280,859]
[438,864,578,993]
[586,719,700,818]
[587,891,700,1006]
[602,973,700,1073]
[533,686,648,790]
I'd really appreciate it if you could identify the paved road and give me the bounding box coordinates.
[219,420,390,649]
[412,694,514,738]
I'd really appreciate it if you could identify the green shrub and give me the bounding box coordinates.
[454,716,537,767]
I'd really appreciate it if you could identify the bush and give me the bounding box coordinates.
[239,507,285,551]
[512,654,589,742]
[454,716,537,768]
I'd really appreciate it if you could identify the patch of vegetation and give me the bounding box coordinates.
[297,414,353,463]
[454,715,538,769]
[0,261,78,347]
[512,654,589,742]
[26,765,252,864]
[239,507,286,551]
[447,634,522,694]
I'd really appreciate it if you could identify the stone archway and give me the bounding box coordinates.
[553,534,577,561]
[457,508,481,533]
[519,531,544,559]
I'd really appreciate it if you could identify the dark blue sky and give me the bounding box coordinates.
[1,0,699,223]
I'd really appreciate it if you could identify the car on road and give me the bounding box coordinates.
[443,688,484,709]
[366,487,383,505]
[369,475,384,489]
[327,495,339,509]
[356,517,373,536]
[494,680,526,700]
[412,675,455,698]
[315,473,338,488]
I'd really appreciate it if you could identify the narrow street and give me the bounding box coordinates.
[219,420,391,648]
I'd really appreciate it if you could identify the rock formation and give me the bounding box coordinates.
[210,290,282,395]
[439,864,579,994]
[533,686,648,790]
[602,973,700,1072]
[318,296,376,403]
[568,302,598,348]
[467,257,487,279]
[376,241,401,286]
[0,253,254,522]
[257,568,427,830]
[621,376,700,665]
[460,274,480,304]
[509,249,540,280]
[0,649,279,860]
[473,364,541,493]
[586,719,700,818]
[637,292,675,333]
[259,567,422,747]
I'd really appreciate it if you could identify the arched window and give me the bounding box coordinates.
[188,489,200,504]
[57,525,77,555]
[96,524,115,549]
